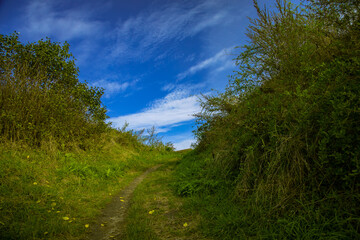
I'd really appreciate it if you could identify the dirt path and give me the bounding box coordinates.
[86,165,162,240]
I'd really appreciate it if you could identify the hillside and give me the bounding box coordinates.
[173,0,360,239]
[0,33,176,239]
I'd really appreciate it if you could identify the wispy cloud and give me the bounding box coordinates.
[108,89,200,132]
[22,0,104,41]
[111,0,227,61]
[177,47,234,80]
[92,79,138,98]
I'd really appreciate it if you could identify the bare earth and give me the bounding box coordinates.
[86,165,162,240]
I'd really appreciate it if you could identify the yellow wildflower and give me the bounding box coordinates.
[183,223,188,227]
[62,217,70,221]
[85,224,89,228]
[33,182,37,185]
[148,210,155,214]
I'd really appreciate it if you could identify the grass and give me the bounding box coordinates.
[121,158,209,240]
[172,151,360,240]
[0,139,177,240]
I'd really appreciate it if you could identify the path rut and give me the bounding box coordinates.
[86,165,162,240]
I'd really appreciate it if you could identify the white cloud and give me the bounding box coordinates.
[177,47,234,80]
[93,79,137,98]
[111,0,227,61]
[174,139,196,150]
[108,89,200,132]
[22,0,103,41]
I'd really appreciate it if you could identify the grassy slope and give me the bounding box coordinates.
[0,138,177,240]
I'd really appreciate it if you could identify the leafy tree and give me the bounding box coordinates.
[0,33,108,148]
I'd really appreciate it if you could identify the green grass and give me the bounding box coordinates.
[121,159,209,240]
[0,140,177,240]
[173,151,360,240]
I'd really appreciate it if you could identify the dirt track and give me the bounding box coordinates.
[87,165,161,240]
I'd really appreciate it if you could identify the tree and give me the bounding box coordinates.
[0,32,108,148]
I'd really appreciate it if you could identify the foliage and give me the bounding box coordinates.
[176,0,360,238]
[116,123,175,152]
[0,33,108,149]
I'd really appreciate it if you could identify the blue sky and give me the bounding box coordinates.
[0,0,299,150]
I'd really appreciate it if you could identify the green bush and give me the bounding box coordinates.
[0,33,108,149]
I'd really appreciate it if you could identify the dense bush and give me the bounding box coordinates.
[0,33,108,148]
[177,0,360,238]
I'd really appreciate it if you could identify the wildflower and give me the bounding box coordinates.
[183,223,188,227]
[56,211,60,213]
[62,217,69,221]
[148,210,155,214]
[51,202,56,207]
[85,224,89,228]
[120,199,124,202]
[27,155,30,159]
[33,182,37,185]
[101,224,104,227]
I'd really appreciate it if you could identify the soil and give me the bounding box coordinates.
[86,165,162,240]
